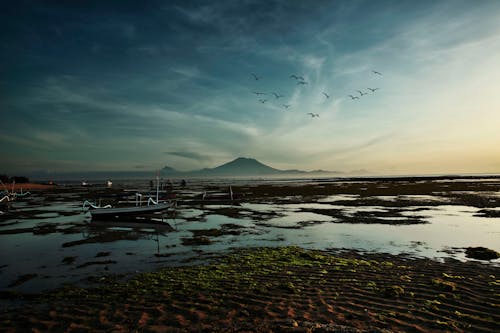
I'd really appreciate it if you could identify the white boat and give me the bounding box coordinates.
[87,201,174,219]
[83,174,175,220]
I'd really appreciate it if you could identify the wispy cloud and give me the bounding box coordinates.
[3,1,500,174]
[169,66,202,79]
[165,151,213,162]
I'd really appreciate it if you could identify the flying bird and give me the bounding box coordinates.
[367,87,379,92]
[258,99,268,103]
[307,113,319,118]
[253,91,267,96]
[251,73,261,80]
[290,74,306,81]
[297,81,308,85]
[272,92,284,99]
[357,90,367,96]
[349,95,359,100]
[282,104,291,109]
[372,70,382,76]
[322,92,330,98]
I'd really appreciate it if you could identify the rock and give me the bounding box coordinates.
[465,247,500,260]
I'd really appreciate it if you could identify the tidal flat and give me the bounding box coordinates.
[0,176,499,332]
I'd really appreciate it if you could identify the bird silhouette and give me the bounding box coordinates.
[290,74,307,82]
[258,99,268,104]
[282,104,291,109]
[323,92,330,98]
[272,92,284,99]
[367,87,379,92]
[372,70,382,76]
[251,73,261,80]
[297,81,308,85]
[357,90,367,96]
[349,95,359,100]
[253,91,267,96]
[307,113,319,118]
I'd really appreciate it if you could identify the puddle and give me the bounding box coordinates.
[317,194,359,202]
[34,212,60,218]
[263,212,334,228]
[0,178,499,293]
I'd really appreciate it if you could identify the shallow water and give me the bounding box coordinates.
[0,181,499,293]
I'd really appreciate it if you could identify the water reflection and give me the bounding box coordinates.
[0,182,499,293]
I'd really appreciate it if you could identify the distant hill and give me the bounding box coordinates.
[162,157,336,177]
[24,158,337,181]
[161,166,178,174]
[208,157,281,175]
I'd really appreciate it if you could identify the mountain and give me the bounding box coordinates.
[208,157,281,175]
[161,165,178,174]
[161,157,337,177]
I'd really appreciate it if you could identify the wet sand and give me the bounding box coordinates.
[230,176,500,207]
[1,247,499,332]
[0,176,499,332]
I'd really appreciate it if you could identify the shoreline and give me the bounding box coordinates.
[1,246,499,332]
[1,183,55,191]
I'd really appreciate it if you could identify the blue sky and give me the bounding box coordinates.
[1,0,500,175]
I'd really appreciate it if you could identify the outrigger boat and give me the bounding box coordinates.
[83,175,176,220]
[0,180,31,200]
[1,180,31,214]
[84,201,175,219]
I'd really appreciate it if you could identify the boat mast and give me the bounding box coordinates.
[156,171,159,203]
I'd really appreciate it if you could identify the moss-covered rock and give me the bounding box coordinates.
[465,247,499,260]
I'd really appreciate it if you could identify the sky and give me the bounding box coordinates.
[1,0,500,176]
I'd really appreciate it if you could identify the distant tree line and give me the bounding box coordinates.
[0,174,30,183]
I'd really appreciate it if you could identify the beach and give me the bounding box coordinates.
[0,176,499,332]
[1,247,499,332]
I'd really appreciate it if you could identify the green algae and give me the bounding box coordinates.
[181,236,212,245]
[432,277,457,291]
[435,319,458,329]
[454,310,494,322]
[32,246,382,303]
[365,281,377,290]
[384,285,405,298]
[424,299,441,311]
[442,272,464,279]
[399,274,412,282]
